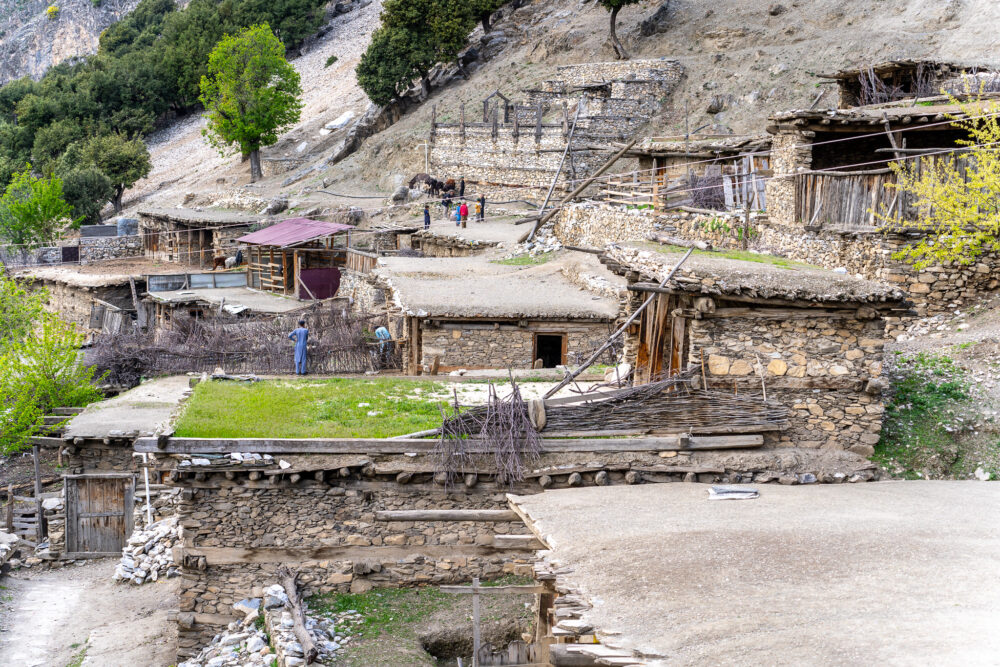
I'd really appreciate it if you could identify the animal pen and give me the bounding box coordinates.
[240,218,353,300]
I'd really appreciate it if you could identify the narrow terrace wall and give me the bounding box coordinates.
[558,202,1000,318]
[174,474,532,658]
[418,320,610,371]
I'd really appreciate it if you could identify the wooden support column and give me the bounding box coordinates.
[32,445,43,543]
[281,250,289,295]
[199,229,205,268]
[293,250,300,299]
[492,107,498,140]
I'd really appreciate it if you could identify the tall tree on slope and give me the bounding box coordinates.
[599,0,639,60]
[199,24,303,183]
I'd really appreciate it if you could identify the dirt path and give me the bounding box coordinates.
[0,559,177,667]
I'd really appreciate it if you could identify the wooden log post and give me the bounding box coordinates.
[5,484,12,534]
[535,101,543,143]
[460,103,465,142]
[278,567,319,664]
[472,577,482,667]
[430,104,437,142]
[32,445,43,543]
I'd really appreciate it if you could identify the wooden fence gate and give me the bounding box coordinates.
[64,474,134,557]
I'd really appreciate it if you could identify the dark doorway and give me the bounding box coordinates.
[534,334,565,368]
[61,245,79,264]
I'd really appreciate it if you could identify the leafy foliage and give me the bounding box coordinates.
[876,96,1000,268]
[357,0,476,106]
[0,165,76,248]
[61,167,115,225]
[0,0,329,199]
[80,133,152,212]
[0,274,103,454]
[199,24,303,182]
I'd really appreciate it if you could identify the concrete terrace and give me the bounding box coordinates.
[510,482,1000,666]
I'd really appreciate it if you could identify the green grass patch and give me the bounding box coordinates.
[310,587,453,640]
[640,242,816,269]
[173,378,451,438]
[492,252,553,266]
[64,641,88,667]
[875,352,971,478]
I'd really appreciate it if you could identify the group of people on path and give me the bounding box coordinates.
[423,177,487,230]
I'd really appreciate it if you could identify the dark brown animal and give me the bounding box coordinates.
[212,256,227,271]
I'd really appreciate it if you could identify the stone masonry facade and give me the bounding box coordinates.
[418,321,610,371]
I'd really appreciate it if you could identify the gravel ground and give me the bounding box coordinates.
[511,481,1000,667]
[0,559,177,667]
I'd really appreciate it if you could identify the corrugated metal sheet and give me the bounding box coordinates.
[237,218,353,247]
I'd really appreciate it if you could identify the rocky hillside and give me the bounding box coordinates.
[121,0,1000,212]
[0,0,143,84]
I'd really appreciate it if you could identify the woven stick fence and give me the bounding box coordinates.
[88,304,394,387]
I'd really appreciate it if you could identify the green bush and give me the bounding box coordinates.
[324,54,338,68]
[46,5,59,20]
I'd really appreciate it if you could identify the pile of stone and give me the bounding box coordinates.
[500,229,563,260]
[180,584,343,667]
[0,531,17,570]
[112,516,180,585]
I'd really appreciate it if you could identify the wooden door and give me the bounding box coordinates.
[65,475,133,556]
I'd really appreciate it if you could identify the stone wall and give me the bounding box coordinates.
[79,234,142,263]
[30,279,134,329]
[339,269,387,319]
[554,59,685,87]
[174,478,533,657]
[557,202,1000,318]
[418,320,610,371]
[764,131,811,228]
[555,203,661,247]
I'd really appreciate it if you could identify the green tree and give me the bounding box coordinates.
[875,97,1000,268]
[80,133,152,213]
[60,167,114,225]
[0,165,76,248]
[199,23,303,183]
[598,0,639,60]
[357,0,475,105]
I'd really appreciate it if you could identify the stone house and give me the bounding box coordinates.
[602,244,911,455]
[367,256,619,374]
[138,208,261,267]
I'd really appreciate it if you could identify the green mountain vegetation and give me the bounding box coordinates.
[0,0,329,230]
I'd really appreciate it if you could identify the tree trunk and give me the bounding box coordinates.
[249,149,262,183]
[112,187,124,214]
[420,76,431,99]
[481,13,492,34]
[277,567,319,664]
[609,6,630,60]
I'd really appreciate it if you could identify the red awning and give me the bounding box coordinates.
[237,218,353,247]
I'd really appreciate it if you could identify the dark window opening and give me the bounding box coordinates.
[535,334,564,369]
[810,128,970,172]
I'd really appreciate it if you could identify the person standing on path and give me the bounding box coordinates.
[459,201,469,228]
[288,319,309,375]
[459,177,466,198]
[477,194,486,222]
[423,204,431,230]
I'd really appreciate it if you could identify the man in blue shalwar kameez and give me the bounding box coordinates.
[288,319,309,375]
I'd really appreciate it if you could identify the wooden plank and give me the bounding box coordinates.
[493,535,546,550]
[183,544,528,565]
[136,434,764,454]
[375,510,520,522]
[440,584,548,595]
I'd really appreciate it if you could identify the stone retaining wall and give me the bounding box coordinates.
[80,235,143,263]
[557,203,1000,317]
[174,478,533,657]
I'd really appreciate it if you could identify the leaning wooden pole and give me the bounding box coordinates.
[32,445,43,544]
[531,101,584,236]
[523,139,638,242]
[542,248,694,399]
[277,567,319,664]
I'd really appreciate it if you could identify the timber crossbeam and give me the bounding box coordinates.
[135,434,764,454]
